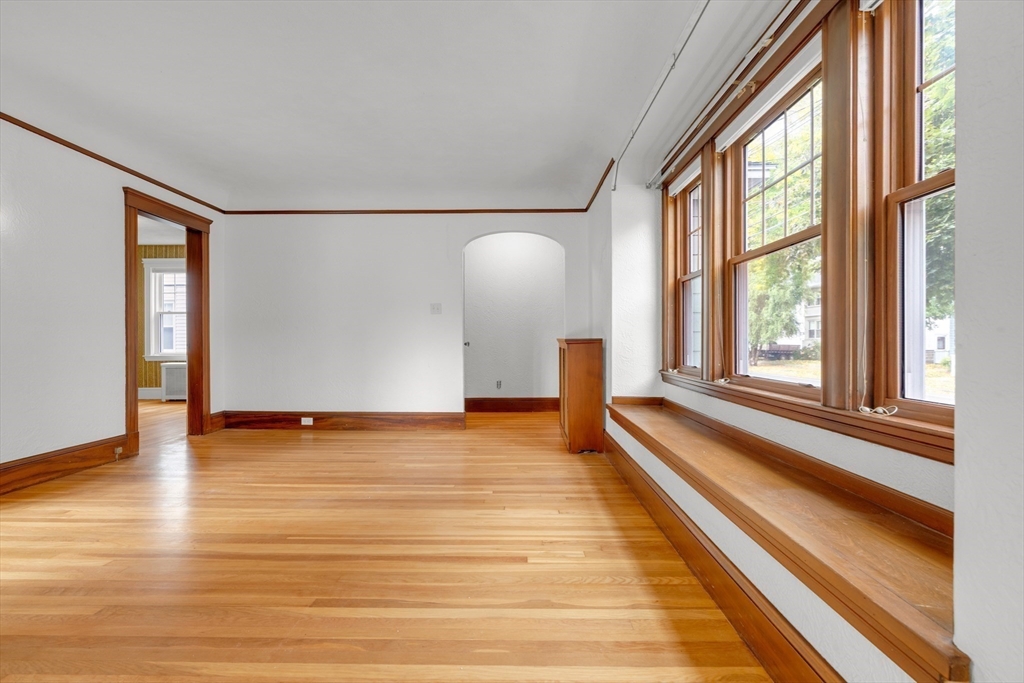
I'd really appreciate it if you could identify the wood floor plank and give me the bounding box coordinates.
[0,402,769,682]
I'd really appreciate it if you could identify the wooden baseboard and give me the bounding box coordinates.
[464,397,559,412]
[0,434,133,495]
[206,411,226,433]
[604,431,841,683]
[611,396,664,405]
[223,411,466,430]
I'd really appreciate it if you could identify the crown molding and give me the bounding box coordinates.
[2,112,615,216]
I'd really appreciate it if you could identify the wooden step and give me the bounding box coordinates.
[608,402,968,683]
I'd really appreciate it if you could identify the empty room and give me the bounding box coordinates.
[1,1,1021,682]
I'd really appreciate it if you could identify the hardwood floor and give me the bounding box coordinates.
[0,404,769,682]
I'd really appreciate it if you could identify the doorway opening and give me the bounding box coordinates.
[124,188,212,454]
[463,232,565,413]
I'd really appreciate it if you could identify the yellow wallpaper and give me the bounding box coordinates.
[138,245,186,388]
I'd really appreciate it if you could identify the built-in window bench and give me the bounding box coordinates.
[606,400,967,683]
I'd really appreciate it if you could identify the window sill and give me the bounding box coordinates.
[143,355,186,363]
[661,371,953,464]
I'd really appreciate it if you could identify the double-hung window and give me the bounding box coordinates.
[678,179,703,371]
[878,0,956,419]
[733,78,823,391]
[659,0,956,461]
[143,258,187,361]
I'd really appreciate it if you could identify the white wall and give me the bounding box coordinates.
[953,2,1024,680]
[223,213,589,412]
[588,180,614,407]
[611,183,663,398]
[463,233,565,398]
[0,120,225,463]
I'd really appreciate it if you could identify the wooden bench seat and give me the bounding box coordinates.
[607,401,967,683]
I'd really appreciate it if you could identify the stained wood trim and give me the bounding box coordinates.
[224,207,586,215]
[0,435,132,495]
[607,403,968,683]
[465,398,559,413]
[610,396,664,406]
[660,398,952,536]
[206,411,226,433]
[125,189,213,439]
[186,229,211,436]
[223,411,466,431]
[125,206,139,454]
[584,158,616,212]
[1,112,226,214]
[125,187,212,233]
[662,371,952,463]
[2,112,614,216]
[604,432,841,683]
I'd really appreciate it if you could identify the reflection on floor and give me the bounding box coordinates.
[0,410,768,682]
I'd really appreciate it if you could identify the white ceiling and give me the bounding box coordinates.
[138,214,186,245]
[0,1,784,210]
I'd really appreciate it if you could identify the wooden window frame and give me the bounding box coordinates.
[660,0,954,463]
[723,69,824,402]
[872,0,956,428]
[676,176,703,376]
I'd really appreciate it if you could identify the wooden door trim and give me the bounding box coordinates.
[125,188,213,443]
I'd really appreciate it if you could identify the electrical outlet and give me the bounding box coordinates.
[301,417,313,426]
[430,303,442,315]
[113,447,122,455]
[496,380,502,389]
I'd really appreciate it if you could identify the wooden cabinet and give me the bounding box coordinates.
[557,338,604,453]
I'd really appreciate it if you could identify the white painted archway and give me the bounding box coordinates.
[463,232,566,399]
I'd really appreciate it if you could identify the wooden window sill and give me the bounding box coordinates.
[661,371,953,464]
[607,403,967,683]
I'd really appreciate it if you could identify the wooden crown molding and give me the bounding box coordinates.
[2,113,614,216]
[0,112,226,214]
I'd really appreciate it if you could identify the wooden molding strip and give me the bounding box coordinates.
[0,112,226,214]
[0,434,133,495]
[661,398,952,536]
[662,371,953,464]
[206,411,226,433]
[124,187,212,233]
[607,403,967,683]
[223,411,465,431]
[610,396,664,405]
[583,158,616,212]
[223,207,585,215]
[465,397,559,413]
[2,112,614,216]
[604,432,841,683]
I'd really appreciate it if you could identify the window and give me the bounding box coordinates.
[678,180,703,370]
[658,0,956,461]
[880,0,956,414]
[734,78,823,389]
[143,258,187,361]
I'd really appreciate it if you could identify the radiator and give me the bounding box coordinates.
[161,362,187,401]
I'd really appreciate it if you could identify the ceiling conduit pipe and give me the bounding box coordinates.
[611,0,708,191]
